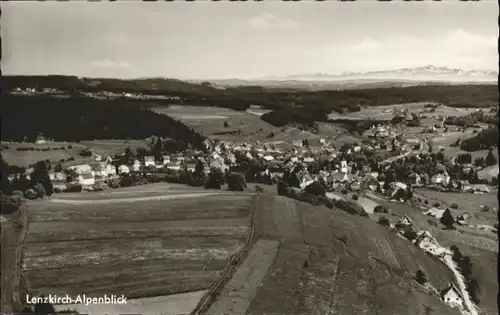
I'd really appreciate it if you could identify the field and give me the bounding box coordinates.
[1,210,26,314]
[152,105,280,141]
[79,139,150,157]
[477,165,499,181]
[152,105,349,145]
[206,194,462,315]
[429,130,497,160]
[328,102,480,121]
[1,138,151,168]
[53,290,207,315]
[21,185,254,302]
[1,142,84,167]
[414,188,498,227]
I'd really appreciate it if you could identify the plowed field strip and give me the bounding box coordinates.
[207,239,279,315]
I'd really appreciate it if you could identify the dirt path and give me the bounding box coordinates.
[207,240,279,315]
[49,192,230,205]
[1,209,27,313]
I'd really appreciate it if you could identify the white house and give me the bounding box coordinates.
[69,164,92,175]
[263,155,275,162]
[118,165,130,175]
[132,160,141,172]
[144,156,155,167]
[292,139,303,147]
[340,160,348,173]
[303,157,315,164]
[456,213,469,226]
[162,155,171,165]
[78,173,95,186]
[398,215,413,227]
[440,283,464,309]
[299,173,315,190]
[431,172,451,186]
[353,145,361,152]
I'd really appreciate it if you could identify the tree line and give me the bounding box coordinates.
[1,95,206,151]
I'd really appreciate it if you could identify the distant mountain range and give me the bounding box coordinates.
[199,66,497,90]
[269,65,497,82]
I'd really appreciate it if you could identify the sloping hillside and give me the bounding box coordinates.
[204,195,461,315]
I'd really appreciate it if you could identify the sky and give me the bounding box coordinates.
[2,1,498,80]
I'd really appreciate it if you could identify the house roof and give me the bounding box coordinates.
[80,173,94,180]
[440,283,463,301]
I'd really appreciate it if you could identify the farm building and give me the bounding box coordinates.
[49,172,66,182]
[456,213,469,226]
[398,215,413,227]
[462,184,490,194]
[162,155,171,164]
[78,173,95,186]
[292,139,303,147]
[117,165,130,175]
[68,164,92,175]
[414,231,447,257]
[431,172,451,186]
[331,172,350,183]
[144,156,155,167]
[423,207,446,220]
[132,160,141,172]
[303,157,315,164]
[91,162,116,177]
[440,283,464,309]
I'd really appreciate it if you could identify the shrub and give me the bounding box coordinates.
[79,149,93,157]
[432,202,440,207]
[107,179,121,189]
[341,189,348,195]
[1,194,23,214]
[334,199,369,217]
[277,180,290,196]
[66,183,83,192]
[12,190,24,198]
[481,205,490,212]
[352,194,359,200]
[24,189,37,200]
[403,228,418,241]
[440,209,455,229]
[424,200,429,205]
[415,269,428,285]
[378,216,390,227]
[374,205,384,213]
[304,181,326,196]
[227,172,246,191]
[255,185,264,193]
[450,203,458,209]
[205,168,225,190]
[33,183,47,198]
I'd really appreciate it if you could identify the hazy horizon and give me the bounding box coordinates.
[3,2,498,80]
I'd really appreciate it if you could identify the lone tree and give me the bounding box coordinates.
[30,160,53,196]
[440,209,455,229]
[415,269,428,285]
[204,168,225,190]
[227,172,246,191]
[485,149,497,166]
[223,121,229,128]
[378,216,390,227]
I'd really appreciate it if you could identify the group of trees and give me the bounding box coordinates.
[460,126,498,152]
[1,156,53,214]
[1,95,206,152]
[450,246,481,305]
